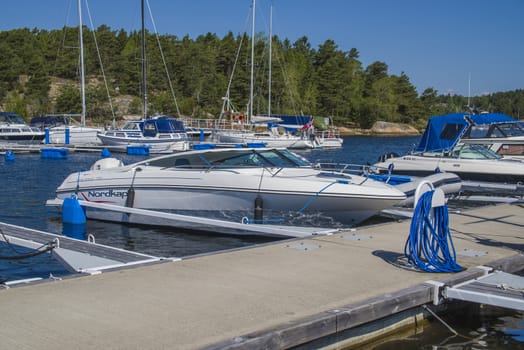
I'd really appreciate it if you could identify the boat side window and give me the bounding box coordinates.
[440,123,463,140]
[122,122,140,130]
[498,123,524,137]
[489,127,505,138]
[468,125,490,138]
[214,152,270,167]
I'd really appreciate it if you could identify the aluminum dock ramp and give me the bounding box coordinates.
[0,222,170,277]
[440,269,524,311]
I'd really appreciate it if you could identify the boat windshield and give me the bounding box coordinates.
[452,143,502,159]
[468,122,524,138]
[496,122,524,137]
[146,148,311,169]
[122,122,142,130]
[0,113,26,125]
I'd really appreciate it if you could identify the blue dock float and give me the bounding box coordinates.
[126,145,151,155]
[41,147,68,159]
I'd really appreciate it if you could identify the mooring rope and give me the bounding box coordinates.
[0,229,56,260]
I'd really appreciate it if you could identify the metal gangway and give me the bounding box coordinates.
[428,266,524,311]
[0,221,173,285]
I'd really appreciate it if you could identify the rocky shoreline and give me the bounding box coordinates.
[338,121,420,136]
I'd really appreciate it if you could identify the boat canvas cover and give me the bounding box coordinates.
[142,118,185,136]
[274,115,314,131]
[415,113,515,152]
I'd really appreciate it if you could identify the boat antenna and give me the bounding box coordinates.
[249,0,255,121]
[467,72,471,112]
[78,0,86,127]
[141,0,148,119]
[268,3,272,118]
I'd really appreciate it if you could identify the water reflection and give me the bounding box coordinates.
[367,304,524,350]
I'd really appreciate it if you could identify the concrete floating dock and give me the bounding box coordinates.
[0,203,523,349]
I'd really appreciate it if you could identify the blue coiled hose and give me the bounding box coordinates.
[404,190,463,273]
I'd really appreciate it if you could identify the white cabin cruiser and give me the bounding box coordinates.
[97,116,191,153]
[0,112,45,144]
[374,112,524,196]
[460,116,524,159]
[51,147,407,230]
[375,142,524,183]
[31,115,102,145]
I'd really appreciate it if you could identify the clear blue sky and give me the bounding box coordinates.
[1,0,523,97]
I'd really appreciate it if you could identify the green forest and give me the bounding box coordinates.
[1,26,523,128]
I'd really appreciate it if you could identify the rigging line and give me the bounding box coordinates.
[146,0,181,116]
[55,0,75,76]
[220,8,251,122]
[84,0,116,121]
[257,3,300,115]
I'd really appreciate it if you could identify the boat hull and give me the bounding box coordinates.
[55,167,405,227]
[375,155,524,184]
[216,131,315,149]
[47,126,102,145]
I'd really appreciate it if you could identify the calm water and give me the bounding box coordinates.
[1,136,523,348]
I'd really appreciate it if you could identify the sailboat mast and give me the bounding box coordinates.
[78,0,86,127]
[268,4,272,118]
[141,0,148,119]
[249,0,255,120]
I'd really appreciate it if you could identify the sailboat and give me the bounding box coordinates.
[97,0,190,153]
[214,0,316,149]
[41,0,102,145]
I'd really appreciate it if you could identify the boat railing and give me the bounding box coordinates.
[314,162,382,176]
[179,118,240,131]
[317,128,341,140]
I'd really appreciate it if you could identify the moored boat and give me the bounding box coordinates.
[97,116,191,153]
[0,112,45,144]
[50,147,407,231]
[374,113,524,195]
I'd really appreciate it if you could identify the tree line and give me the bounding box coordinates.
[1,26,523,128]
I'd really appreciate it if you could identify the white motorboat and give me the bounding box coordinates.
[0,112,45,144]
[97,116,191,153]
[374,112,524,193]
[215,126,316,149]
[375,143,524,184]
[50,147,407,231]
[31,115,102,145]
[459,114,524,159]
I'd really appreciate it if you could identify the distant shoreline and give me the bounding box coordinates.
[337,121,420,137]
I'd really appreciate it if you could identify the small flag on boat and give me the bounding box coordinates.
[301,117,314,130]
